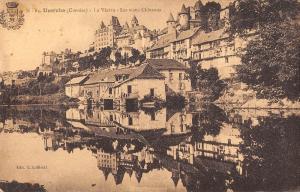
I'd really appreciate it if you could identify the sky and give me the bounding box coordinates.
[0,0,231,72]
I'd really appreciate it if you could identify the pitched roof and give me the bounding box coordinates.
[171,27,200,42]
[84,64,165,86]
[66,75,88,85]
[114,64,165,87]
[84,70,116,85]
[192,29,228,45]
[148,33,176,51]
[157,27,168,36]
[144,59,188,70]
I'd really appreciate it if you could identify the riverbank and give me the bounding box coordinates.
[3,93,79,106]
[215,82,300,109]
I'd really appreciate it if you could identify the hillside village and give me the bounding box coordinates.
[0,0,299,108]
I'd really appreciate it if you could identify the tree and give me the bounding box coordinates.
[115,51,122,65]
[199,2,221,32]
[139,54,146,63]
[93,47,112,69]
[233,115,300,191]
[129,48,140,64]
[236,22,300,101]
[228,0,299,35]
[190,66,227,101]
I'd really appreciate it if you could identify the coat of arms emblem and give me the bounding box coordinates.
[0,2,24,30]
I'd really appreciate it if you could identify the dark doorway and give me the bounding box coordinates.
[104,99,113,110]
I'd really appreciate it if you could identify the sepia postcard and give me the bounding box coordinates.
[0,0,299,191]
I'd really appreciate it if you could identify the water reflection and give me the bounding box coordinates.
[0,105,299,192]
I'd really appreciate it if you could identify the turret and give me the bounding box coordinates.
[194,0,204,20]
[178,4,190,30]
[167,13,176,34]
[131,15,139,27]
[100,21,106,29]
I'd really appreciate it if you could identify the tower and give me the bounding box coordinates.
[166,13,176,34]
[131,15,139,27]
[194,0,204,20]
[100,21,106,29]
[178,4,190,30]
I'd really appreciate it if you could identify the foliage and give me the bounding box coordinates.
[114,50,122,65]
[200,2,222,31]
[228,0,300,35]
[191,104,228,140]
[17,70,35,79]
[93,47,112,69]
[129,48,141,64]
[139,54,146,63]
[233,115,300,191]
[189,65,227,102]
[0,180,47,192]
[236,22,300,101]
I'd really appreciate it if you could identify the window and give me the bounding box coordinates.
[127,85,132,94]
[128,117,133,125]
[228,139,232,145]
[179,73,183,80]
[109,88,112,95]
[169,73,173,81]
[151,112,155,121]
[171,124,175,133]
[225,57,229,63]
[150,88,154,97]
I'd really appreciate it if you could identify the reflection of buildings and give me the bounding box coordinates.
[165,109,193,136]
[66,107,193,137]
[167,123,243,175]
[96,146,158,185]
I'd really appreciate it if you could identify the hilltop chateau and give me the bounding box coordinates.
[37,0,256,101]
[94,15,155,52]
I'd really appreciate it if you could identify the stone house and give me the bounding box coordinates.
[65,75,89,99]
[145,59,192,96]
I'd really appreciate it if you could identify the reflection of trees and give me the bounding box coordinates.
[0,180,46,192]
[0,107,7,128]
[191,104,228,141]
[233,115,300,191]
[181,171,229,192]
[1,106,67,133]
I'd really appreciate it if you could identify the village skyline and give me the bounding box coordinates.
[0,0,232,73]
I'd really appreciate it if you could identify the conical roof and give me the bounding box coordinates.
[100,21,106,29]
[132,15,138,23]
[194,0,203,11]
[124,22,129,29]
[167,13,175,23]
[179,4,189,14]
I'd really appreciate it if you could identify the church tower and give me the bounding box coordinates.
[178,4,190,31]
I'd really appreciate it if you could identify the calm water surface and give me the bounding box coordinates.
[0,105,299,192]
